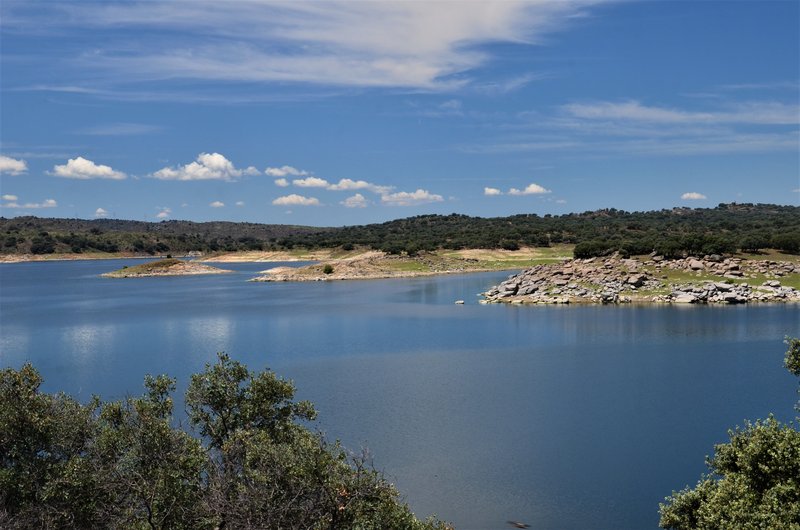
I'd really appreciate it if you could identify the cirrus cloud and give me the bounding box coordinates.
[51,156,126,180]
[272,194,320,206]
[0,155,28,175]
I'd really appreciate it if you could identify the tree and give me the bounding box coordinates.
[659,338,800,529]
[1,355,450,529]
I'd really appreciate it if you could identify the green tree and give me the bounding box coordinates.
[659,338,800,529]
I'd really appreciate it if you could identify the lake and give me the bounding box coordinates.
[1,259,798,529]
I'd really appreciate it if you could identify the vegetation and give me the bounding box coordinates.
[1,203,798,258]
[659,338,800,529]
[0,355,449,529]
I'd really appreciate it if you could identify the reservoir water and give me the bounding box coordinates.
[1,259,798,529]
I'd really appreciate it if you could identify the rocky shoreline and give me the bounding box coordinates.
[482,254,800,305]
[101,259,232,278]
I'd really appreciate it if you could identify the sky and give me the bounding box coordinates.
[0,0,798,226]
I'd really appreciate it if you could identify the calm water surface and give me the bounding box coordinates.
[1,259,798,529]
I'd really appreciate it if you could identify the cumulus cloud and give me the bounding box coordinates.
[484,187,502,196]
[341,193,367,208]
[681,192,707,200]
[293,176,330,188]
[2,194,18,201]
[381,189,443,206]
[95,207,109,218]
[274,178,289,187]
[272,194,320,206]
[152,153,257,181]
[328,178,394,194]
[156,207,172,218]
[1,198,57,209]
[209,201,225,208]
[51,156,126,180]
[0,155,28,175]
[266,165,309,177]
[508,183,551,195]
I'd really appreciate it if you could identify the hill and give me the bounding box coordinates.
[1,203,798,259]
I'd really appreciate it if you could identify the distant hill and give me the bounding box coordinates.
[1,203,798,258]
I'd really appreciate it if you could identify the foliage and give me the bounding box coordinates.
[0,356,449,530]
[323,264,334,274]
[659,338,800,529]
[1,203,799,256]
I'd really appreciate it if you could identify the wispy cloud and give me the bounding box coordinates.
[152,153,259,181]
[4,2,600,92]
[50,156,127,180]
[156,207,171,219]
[0,155,28,175]
[1,198,57,209]
[209,201,225,208]
[75,122,163,136]
[562,100,799,125]
[2,194,18,201]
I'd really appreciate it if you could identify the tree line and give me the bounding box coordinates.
[1,203,798,258]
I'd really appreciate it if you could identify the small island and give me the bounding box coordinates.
[101,258,232,278]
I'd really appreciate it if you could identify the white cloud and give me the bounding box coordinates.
[274,178,289,187]
[293,176,330,188]
[2,194,18,201]
[77,122,163,136]
[328,178,394,194]
[51,156,126,180]
[152,153,254,181]
[555,199,567,204]
[0,155,28,175]
[95,207,109,218]
[484,187,503,196]
[562,100,799,126]
[341,193,368,208]
[272,194,320,206]
[50,2,596,91]
[156,207,172,218]
[1,198,57,209]
[266,165,309,177]
[681,192,707,200]
[381,189,444,206]
[235,201,245,206]
[508,183,551,195]
[209,201,225,208]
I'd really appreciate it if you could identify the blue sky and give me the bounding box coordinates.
[1,0,798,226]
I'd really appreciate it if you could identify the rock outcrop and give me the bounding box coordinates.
[482,255,800,305]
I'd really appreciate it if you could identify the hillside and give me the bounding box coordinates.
[1,203,798,259]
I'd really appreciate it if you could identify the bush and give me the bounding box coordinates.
[322,264,334,274]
